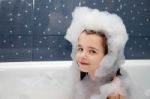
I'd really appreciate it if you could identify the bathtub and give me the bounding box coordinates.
[0,60,150,99]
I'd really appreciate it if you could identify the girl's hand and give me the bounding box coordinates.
[108,94,126,99]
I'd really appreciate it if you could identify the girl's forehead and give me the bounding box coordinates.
[79,32,103,41]
[78,33,104,48]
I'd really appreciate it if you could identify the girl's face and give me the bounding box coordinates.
[76,32,105,75]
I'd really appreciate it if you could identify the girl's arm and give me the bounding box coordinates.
[108,74,126,99]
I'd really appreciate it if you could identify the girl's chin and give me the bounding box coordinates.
[79,66,89,73]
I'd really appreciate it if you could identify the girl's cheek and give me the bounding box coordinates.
[75,53,79,61]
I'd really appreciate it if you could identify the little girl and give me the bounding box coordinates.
[65,7,148,99]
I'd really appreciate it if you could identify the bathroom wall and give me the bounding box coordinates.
[0,0,150,62]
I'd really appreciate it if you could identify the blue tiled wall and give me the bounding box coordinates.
[0,0,150,62]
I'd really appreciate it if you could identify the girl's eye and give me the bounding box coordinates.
[89,50,97,54]
[77,48,83,52]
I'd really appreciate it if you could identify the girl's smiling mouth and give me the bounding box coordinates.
[79,61,90,65]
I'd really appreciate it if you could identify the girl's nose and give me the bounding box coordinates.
[80,51,87,59]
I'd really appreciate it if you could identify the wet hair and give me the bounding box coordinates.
[80,29,108,80]
[80,71,88,80]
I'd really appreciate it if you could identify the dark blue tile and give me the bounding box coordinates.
[0,35,33,62]
[32,35,71,61]
[0,0,33,35]
[125,37,150,59]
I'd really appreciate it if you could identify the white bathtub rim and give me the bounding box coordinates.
[0,59,149,69]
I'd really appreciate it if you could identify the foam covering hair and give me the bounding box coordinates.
[65,6,128,78]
